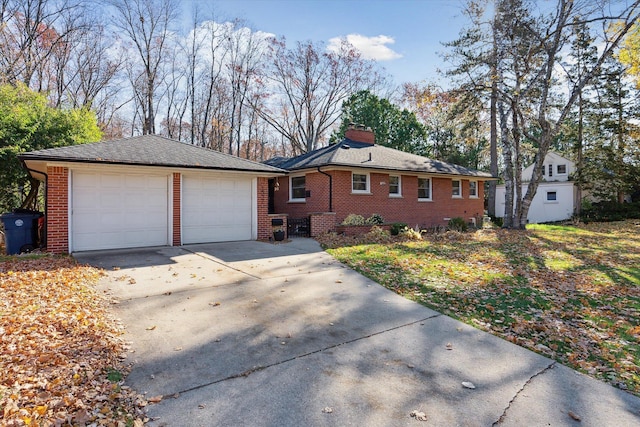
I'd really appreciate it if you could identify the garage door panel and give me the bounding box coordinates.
[72,172,169,251]
[182,176,254,244]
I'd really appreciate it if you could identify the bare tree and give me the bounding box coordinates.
[0,0,90,90]
[498,0,640,228]
[225,21,269,155]
[254,38,386,154]
[109,0,179,134]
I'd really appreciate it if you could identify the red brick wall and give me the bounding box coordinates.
[46,166,69,254]
[172,173,181,246]
[310,212,336,236]
[272,170,485,229]
[257,177,273,240]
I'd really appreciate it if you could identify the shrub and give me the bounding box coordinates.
[365,213,385,225]
[489,215,503,228]
[390,222,407,236]
[447,217,468,232]
[364,226,391,242]
[341,214,365,225]
[581,201,640,223]
[399,226,422,240]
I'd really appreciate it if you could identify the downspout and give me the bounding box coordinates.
[20,160,48,249]
[317,167,332,212]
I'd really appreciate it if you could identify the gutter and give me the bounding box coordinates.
[317,167,333,212]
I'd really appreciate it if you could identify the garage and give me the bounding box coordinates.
[71,171,169,251]
[182,174,254,244]
[18,135,286,254]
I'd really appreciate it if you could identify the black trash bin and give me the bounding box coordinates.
[0,210,43,255]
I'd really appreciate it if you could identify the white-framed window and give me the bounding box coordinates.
[389,175,401,197]
[418,177,432,200]
[452,179,462,198]
[290,175,306,201]
[548,164,553,177]
[557,164,567,175]
[352,172,370,193]
[546,191,557,201]
[469,180,478,198]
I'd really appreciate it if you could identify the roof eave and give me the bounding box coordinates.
[19,155,288,175]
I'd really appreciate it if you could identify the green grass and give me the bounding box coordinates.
[319,220,640,395]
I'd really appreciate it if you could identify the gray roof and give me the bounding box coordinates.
[265,139,494,178]
[19,134,286,174]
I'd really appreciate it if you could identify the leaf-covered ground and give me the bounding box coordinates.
[318,220,640,396]
[0,255,147,426]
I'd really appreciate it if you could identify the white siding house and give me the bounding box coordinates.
[495,152,577,224]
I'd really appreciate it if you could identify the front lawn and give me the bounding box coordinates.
[318,220,640,396]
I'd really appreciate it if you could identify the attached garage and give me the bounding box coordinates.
[19,135,286,253]
[182,174,254,244]
[71,171,170,251]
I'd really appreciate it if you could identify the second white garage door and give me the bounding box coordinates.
[182,175,254,244]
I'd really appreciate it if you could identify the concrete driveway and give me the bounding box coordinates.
[77,239,640,426]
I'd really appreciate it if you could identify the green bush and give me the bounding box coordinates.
[489,215,503,228]
[365,213,385,225]
[341,214,366,225]
[390,222,407,235]
[447,217,468,232]
[581,201,640,223]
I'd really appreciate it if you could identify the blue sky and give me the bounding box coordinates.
[191,0,468,86]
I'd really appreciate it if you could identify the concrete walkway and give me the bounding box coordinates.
[77,239,640,427]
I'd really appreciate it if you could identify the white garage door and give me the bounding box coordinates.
[182,175,254,244]
[71,171,169,251]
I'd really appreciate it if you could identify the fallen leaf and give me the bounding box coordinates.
[410,410,428,421]
[148,395,163,404]
[146,325,156,331]
[462,381,476,389]
[568,411,581,421]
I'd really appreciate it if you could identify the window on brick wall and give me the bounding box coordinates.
[418,177,431,200]
[469,180,478,198]
[352,173,370,193]
[452,179,462,198]
[389,175,401,197]
[290,175,306,201]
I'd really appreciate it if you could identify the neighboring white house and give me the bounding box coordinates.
[495,152,577,224]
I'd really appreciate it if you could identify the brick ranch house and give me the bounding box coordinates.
[19,135,286,254]
[265,126,495,236]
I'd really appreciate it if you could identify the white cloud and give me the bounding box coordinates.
[328,34,402,61]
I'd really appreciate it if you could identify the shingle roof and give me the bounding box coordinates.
[265,138,494,178]
[19,134,285,174]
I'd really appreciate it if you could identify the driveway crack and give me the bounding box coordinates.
[492,361,556,426]
[174,314,441,396]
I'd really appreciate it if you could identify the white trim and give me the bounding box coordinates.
[417,177,432,201]
[289,174,306,202]
[452,179,462,198]
[352,172,370,194]
[468,180,478,198]
[388,174,402,197]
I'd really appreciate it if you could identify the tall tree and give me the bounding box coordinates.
[330,90,428,154]
[109,0,179,135]
[0,83,101,211]
[254,38,386,154]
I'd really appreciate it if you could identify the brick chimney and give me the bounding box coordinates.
[345,123,375,145]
